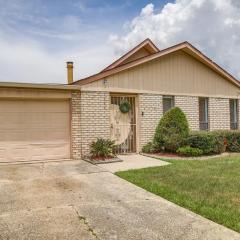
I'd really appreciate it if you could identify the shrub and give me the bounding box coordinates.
[223,131,240,152]
[177,146,203,157]
[153,107,189,152]
[213,131,227,153]
[142,142,157,153]
[90,138,116,158]
[187,131,225,154]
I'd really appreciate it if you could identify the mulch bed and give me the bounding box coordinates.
[142,152,235,160]
[83,156,123,165]
[153,152,184,158]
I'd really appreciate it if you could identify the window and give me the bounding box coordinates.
[230,99,238,130]
[199,98,209,130]
[163,96,174,114]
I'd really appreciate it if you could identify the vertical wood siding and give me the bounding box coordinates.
[83,50,239,97]
[120,47,151,65]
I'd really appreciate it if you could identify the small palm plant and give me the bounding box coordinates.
[90,138,116,159]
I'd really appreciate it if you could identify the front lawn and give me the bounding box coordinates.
[116,157,240,232]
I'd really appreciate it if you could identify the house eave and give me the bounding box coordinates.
[0,82,80,91]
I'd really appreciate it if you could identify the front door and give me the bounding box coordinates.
[110,95,136,154]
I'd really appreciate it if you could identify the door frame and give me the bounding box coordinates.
[110,93,139,153]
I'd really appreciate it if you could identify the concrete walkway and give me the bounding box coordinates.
[100,154,169,172]
[0,160,239,240]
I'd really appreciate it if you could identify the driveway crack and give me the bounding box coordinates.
[72,206,100,239]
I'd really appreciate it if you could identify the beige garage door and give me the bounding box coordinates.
[0,99,71,162]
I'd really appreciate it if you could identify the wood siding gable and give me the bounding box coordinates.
[82,50,240,97]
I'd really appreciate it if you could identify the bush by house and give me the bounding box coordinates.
[142,107,240,156]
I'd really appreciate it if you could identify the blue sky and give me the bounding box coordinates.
[1,0,171,49]
[0,0,171,83]
[0,0,240,83]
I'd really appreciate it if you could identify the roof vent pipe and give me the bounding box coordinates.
[66,61,74,84]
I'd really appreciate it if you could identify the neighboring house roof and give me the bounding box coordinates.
[101,38,159,72]
[73,39,240,88]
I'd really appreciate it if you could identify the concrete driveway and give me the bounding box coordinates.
[0,160,239,240]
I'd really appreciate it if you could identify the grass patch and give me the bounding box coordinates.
[116,156,240,232]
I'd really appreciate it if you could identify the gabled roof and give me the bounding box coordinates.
[73,40,240,88]
[101,38,159,72]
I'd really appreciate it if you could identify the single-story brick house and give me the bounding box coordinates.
[72,39,240,156]
[1,38,240,163]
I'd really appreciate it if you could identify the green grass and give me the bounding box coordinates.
[116,157,240,232]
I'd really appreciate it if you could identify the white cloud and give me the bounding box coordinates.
[0,1,115,83]
[0,34,114,83]
[110,0,240,79]
[141,3,154,16]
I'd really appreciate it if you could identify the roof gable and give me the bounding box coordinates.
[74,40,240,89]
[101,38,159,72]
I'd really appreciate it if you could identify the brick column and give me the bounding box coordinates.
[139,94,162,149]
[209,97,230,130]
[71,91,82,159]
[80,91,110,156]
[175,96,199,131]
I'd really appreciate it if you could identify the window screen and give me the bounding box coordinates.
[163,96,174,114]
[230,99,238,130]
[199,98,209,130]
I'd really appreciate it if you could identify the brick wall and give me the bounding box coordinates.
[71,91,233,158]
[71,91,81,159]
[209,97,230,130]
[138,94,232,150]
[175,96,199,130]
[139,94,162,149]
[80,91,110,156]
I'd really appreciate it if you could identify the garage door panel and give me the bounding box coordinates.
[0,148,8,162]
[31,142,70,161]
[0,130,69,142]
[10,146,29,162]
[0,100,70,113]
[0,141,70,162]
[0,143,31,162]
[0,113,69,129]
[0,100,71,162]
